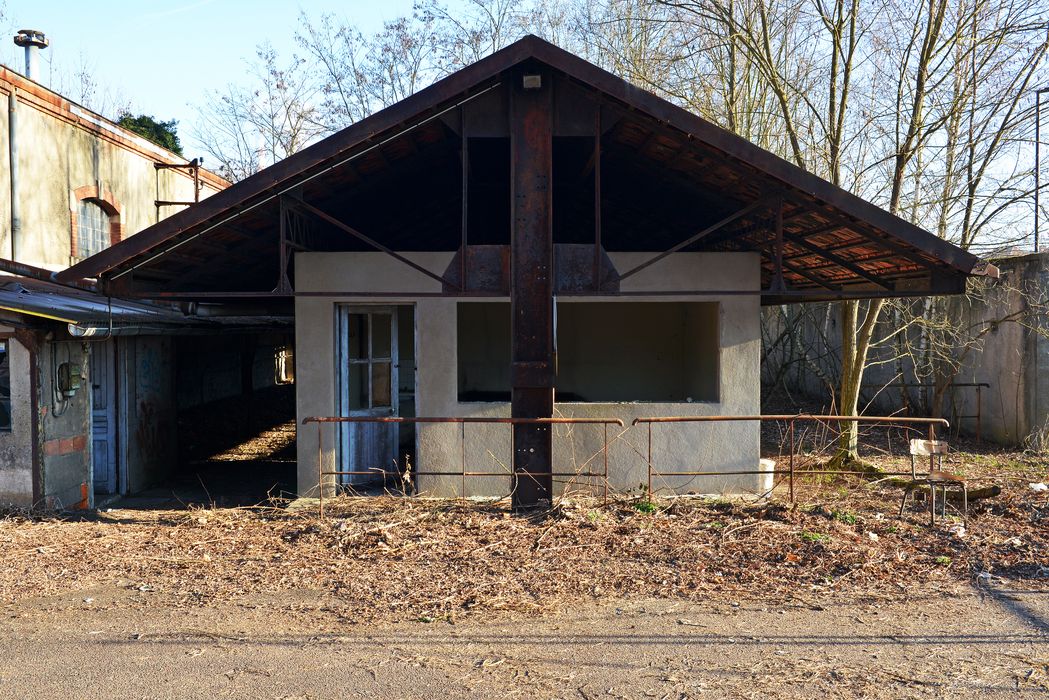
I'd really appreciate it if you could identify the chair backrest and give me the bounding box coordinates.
[909,439,948,456]
[909,438,947,477]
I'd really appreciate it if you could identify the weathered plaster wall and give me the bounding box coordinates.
[951,254,1049,446]
[39,340,91,509]
[0,69,226,269]
[296,251,761,498]
[0,332,34,505]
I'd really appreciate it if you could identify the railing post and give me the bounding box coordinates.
[647,422,653,498]
[461,421,467,501]
[928,421,936,476]
[509,422,516,502]
[603,422,609,504]
[788,418,795,504]
[317,421,324,519]
[976,385,983,442]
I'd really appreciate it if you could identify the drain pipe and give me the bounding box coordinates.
[8,88,18,261]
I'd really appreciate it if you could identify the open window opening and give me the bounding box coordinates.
[456,301,719,403]
[557,302,719,402]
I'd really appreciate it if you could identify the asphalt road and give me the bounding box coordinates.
[1,583,1046,698]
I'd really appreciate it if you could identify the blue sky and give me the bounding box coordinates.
[2,0,420,152]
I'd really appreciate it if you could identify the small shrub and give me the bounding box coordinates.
[831,510,857,525]
[633,500,659,515]
[800,531,830,544]
[935,555,952,566]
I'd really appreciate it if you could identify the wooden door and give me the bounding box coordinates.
[337,307,399,486]
[90,340,118,494]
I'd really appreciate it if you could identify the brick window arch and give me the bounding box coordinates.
[70,185,122,261]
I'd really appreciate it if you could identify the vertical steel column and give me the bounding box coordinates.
[460,107,469,292]
[510,71,554,508]
[593,108,602,292]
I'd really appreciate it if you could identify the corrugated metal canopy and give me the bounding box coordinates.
[0,277,291,334]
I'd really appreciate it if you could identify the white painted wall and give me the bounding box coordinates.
[296,250,761,498]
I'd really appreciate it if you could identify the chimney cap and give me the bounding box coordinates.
[14,30,48,49]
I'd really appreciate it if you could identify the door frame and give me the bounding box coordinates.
[335,305,400,485]
[89,339,120,496]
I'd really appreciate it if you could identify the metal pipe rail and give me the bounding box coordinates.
[303,415,625,515]
[858,382,989,441]
[631,414,950,501]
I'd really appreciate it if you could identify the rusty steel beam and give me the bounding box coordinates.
[510,69,554,508]
[593,107,602,292]
[289,199,453,288]
[617,195,779,282]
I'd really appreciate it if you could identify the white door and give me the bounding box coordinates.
[90,340,118,494]
[337,307,399,485]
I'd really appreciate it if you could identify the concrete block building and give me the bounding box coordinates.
[55,37,997,507]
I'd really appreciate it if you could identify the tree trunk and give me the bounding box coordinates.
[835,298,885,465]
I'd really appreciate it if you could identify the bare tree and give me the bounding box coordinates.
[192,44,324,181]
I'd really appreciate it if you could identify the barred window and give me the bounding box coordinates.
[77,199,111,259]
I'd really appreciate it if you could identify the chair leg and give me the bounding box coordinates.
[899,485,911,517]
[929,482,935,526]
[962,484,968,524]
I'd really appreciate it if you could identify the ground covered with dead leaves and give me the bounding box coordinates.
[1,457,1045,623]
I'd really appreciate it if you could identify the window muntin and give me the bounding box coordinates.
[77,199,111,259]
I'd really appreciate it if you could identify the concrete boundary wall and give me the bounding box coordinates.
[762,252,1049,448]
[296,251,761,498]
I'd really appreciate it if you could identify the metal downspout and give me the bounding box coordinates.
[8,88,18,261]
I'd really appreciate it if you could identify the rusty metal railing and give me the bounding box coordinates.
[302,415,624,516]
[631,414,950,502]
[859,382,989,441]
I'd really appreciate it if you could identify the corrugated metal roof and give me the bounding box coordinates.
[0,277,290,333]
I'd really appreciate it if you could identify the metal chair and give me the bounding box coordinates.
[898,438,968,525]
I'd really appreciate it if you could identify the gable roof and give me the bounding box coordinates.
[56,35,996,301]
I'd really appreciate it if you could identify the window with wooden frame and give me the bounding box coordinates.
[70,186,122,261]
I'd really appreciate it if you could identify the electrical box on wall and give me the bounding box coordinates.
[275,346,295,385]
[57,362,82,398]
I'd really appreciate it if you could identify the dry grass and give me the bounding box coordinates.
[1,457,1045,624]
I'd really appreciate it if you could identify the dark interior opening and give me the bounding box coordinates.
[467,137,511,245]
[167,333,297,507]
[456,301,720,403]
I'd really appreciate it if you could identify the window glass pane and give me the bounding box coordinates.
[346,314,368,360]
[77,200,110,259]
[372,314,392,359]
[371,362,392,408]
[346,363,367,410]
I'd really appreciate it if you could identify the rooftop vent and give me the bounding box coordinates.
[13,29,48,81]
